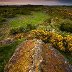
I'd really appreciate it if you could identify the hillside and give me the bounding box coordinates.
[0,5,72,72]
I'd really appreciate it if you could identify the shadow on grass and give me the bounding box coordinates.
[0,38,25,72]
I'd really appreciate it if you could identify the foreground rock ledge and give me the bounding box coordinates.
[4,39,72,72]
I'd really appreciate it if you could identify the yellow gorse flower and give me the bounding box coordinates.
[29,30,72,52]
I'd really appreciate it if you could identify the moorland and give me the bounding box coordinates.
[0,5,72,72]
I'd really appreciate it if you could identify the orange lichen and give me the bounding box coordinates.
[5,40,72,72]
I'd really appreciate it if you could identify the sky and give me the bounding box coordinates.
[0,0,72,5]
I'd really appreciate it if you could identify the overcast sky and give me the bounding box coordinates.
[0,0,72,5]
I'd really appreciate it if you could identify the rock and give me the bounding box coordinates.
[0,38,14,46]
[4,39,72,72]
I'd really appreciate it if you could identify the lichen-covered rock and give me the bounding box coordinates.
[41,44,72,72]
[4,39,72,72]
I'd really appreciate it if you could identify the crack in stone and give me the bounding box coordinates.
[29,40,43,72]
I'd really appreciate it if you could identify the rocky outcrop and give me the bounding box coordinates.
[4,39,72,72]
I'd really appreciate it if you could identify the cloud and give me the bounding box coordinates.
[0,0,43,1]
[0,0,72,5]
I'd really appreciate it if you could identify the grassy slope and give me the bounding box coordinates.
[0,38,25,72]
[0,11,48,40]
[10,12,48,28]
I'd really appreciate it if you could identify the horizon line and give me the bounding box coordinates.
[0,2,72,6]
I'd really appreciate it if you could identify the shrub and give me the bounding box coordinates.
[10,24,37,35]
[28,30,72,52]
[10,28,17,35]
[10,27,26,35]
[26,24,37,31]
[63,35,72,52]
[60,20,72,33]
[14,33,24,39]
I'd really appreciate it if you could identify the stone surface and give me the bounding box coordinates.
[4,39,72,72]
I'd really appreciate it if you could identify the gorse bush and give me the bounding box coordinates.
[10,24,37,35]
[60,20,72,33]
[26,24,37,31]
[10,27,26,35]
[28,30,72,52]
[63,35,72,52]
[10,27,28,35]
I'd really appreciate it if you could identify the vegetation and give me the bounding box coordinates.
[0,17,6,23]
[0,5,72,72]
[29,30,72,52]
[0,39,25,72]
[10,24,37,35]
[60,20,72,33]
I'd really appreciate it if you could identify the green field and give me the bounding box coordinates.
[0,5,72,72]
[10,12,48,28]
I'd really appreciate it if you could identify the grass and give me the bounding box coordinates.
[59,51,72,64]
[0,38,25,72]
[10,12,48,28]
[0,6,72,71]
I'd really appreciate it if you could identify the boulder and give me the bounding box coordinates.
[4,39,72,72]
